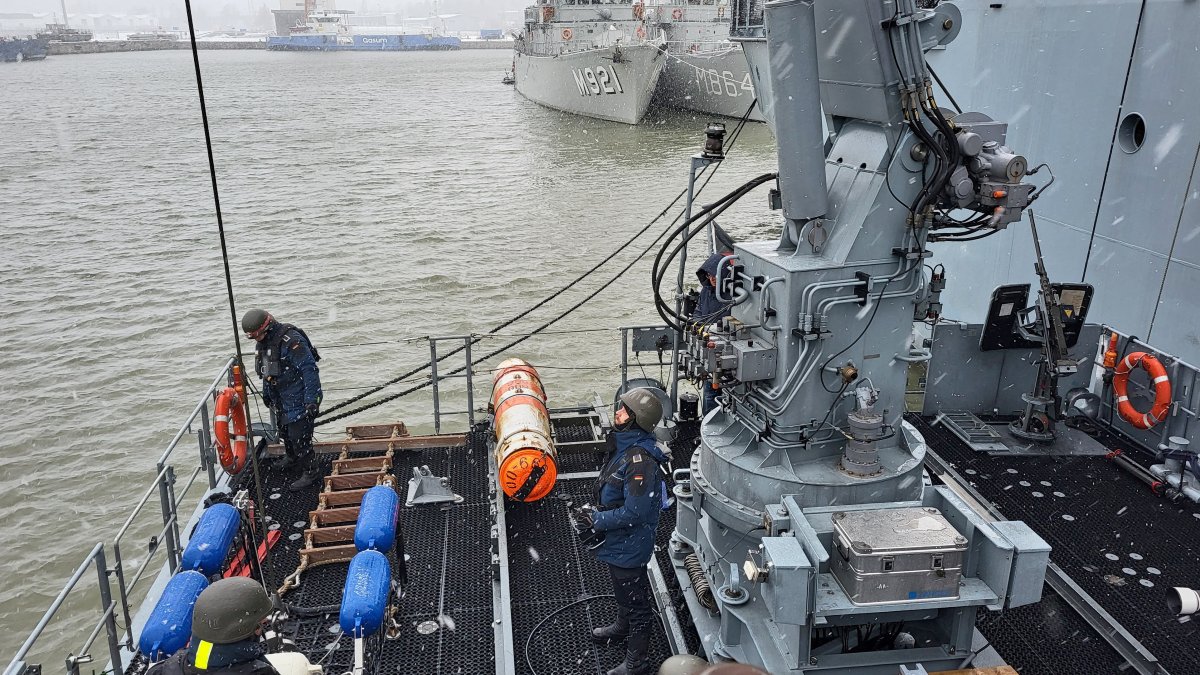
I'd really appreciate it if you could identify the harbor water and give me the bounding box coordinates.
[0,49,776,661]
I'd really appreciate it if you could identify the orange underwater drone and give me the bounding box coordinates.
[491,358,558,502]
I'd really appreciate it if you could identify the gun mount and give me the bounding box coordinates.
[668,1,1051,672]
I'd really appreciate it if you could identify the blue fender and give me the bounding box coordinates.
[354,486,399,553]
[339,550,391,638]
[181,503,240,576]
[138,571,210,661]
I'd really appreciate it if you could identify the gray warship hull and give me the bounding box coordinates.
[514,46,666,124]
[656,47,764,121]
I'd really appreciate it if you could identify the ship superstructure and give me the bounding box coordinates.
[513,0,667,124]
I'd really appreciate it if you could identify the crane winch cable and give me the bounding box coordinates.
[315,100,760,423]
[181,0,275,577]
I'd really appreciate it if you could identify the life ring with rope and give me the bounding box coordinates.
[636,25,646,39]
[1112,351,1172,429]
[672,7,684,20]
[562,27,573,40]
[214,387,249,475]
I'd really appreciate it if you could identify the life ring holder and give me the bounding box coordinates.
[672,7,684,20]
[214,386,249,475]
[1112,351,1172,429]
[562,27,573,41]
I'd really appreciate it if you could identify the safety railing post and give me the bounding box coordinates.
[156,462,179,573]
[199,399,216,489]
[464,337,475,428]
[430,339,441,434]
[621,327,629,391]
[94,548,123,675]
[166,466,182,562]
[110,542,133,649]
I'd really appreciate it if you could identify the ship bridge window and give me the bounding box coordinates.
[1118,112,1146,154]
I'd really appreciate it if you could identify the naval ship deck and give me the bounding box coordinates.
[913,413,1200,675]
[193,411,1190,675]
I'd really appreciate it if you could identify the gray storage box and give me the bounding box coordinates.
[830,507,968,605]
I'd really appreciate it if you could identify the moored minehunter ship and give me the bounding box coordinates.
[652,1,764,121]
[514,0,668,125]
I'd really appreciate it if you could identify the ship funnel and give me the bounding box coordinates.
[491,358,558,502]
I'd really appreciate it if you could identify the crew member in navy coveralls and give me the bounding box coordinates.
[692,251,733,414]
[242,309,323,491]
[575,388,669,675]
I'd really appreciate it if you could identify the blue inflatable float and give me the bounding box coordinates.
[354,486,399,554]
[181,503,240,577]
[138,570,209,661]
[339,550,391,638]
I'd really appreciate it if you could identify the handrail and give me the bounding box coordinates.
[5,358,237,675]
[5,543,104,675]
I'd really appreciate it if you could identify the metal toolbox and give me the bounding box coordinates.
[829,507,968,605]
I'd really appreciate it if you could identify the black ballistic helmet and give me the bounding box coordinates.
[619,388,663,433]
[192,577,273,644]
[241,309,273,335]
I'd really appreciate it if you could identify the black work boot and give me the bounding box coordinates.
[289,462,320,491]
[606,632,651,675]
[591,617,630,644]
[274,454,297,471]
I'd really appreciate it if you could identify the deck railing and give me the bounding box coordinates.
[5,358,238,675]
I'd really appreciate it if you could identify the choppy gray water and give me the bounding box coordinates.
[0,49,776,661]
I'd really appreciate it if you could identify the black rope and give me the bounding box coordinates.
[181,1,275,577]
[317,167,701,419]
[316,102,758,423]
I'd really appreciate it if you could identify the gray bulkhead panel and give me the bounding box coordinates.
[920,0,1200,367]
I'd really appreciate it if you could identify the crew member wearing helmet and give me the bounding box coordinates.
[147,577,278,675]
[242,309,323,491]
[692,252,733,414]
[575,388,670,675]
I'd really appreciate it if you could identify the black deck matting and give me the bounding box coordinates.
[911,413,1200,674]
[240,428,497,675]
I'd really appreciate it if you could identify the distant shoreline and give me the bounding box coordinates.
[46,39,515,56]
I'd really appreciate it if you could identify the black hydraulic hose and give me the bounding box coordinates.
[318,101,759,422]
[318,183,695,418]
[650,173,779,329]
[524,595,616,675]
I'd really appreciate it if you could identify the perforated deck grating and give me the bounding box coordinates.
[911,412,1200,674]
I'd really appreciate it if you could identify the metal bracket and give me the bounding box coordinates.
[405,466,463,507]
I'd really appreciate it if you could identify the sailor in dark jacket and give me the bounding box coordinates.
[576,388,669,675]
[147,577,279,675]
[242,309,323,491]
[692,252,732,414]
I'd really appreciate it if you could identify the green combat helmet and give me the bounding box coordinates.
[241,309,273,335]
[619,388,663,433]
[192,577,273,644]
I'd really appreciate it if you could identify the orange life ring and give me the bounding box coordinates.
[1112,352,1172,429]
[633,2,645,20]
[636,26,646,39]
[561,27,573,40]
[672,7,684,20]
[214,387,249,475]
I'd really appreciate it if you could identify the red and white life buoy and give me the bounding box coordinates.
[214,387,249,475]
[672,7,684,20]
[1112,352,1172,429]
[636,25,646,39]
[561,27,573,40]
